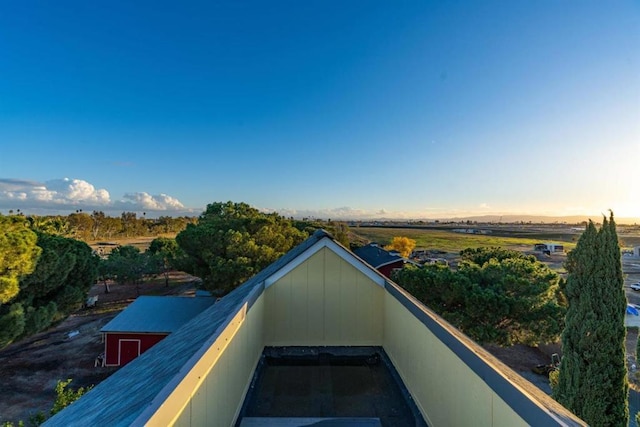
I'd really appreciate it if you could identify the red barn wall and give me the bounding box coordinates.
[377,261,405,278]
[104,332,168,366]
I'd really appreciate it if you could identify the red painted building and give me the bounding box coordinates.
[101,296,215,366]
[353,244,408,278]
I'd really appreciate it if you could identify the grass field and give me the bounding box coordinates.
[89,235,176,254]
[351,227,576,253]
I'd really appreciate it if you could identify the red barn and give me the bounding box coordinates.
[353,244,407,278]
[101,296,215,366]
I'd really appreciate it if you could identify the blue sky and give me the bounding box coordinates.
[1,1,638,220]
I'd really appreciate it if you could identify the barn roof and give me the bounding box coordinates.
[101,296,216,334]
[353,243,404,269]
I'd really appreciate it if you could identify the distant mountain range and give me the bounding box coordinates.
[437,214,639,225]
[352,214,639,225]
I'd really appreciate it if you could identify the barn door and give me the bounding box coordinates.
[119,339,141,366]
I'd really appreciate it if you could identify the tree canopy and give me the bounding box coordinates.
[0,231,99,348]
[393,246,566,346]
[100,245,161,286]
[148,237,185,286]
[384,236,416,258]
[0,216,41,304]
[553,213,628,426]
[176,202,307,295]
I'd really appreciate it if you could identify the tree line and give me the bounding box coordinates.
[393,247,566,346]
[15,211,196,241]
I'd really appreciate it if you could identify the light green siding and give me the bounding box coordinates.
[264,247,384,346]
[152,296,265,427]
[383,292,527,427]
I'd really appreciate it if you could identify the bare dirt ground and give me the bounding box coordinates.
[0,272,198,424]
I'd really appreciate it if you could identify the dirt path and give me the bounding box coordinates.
[0,272,198,424]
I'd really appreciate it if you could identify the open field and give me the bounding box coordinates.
[352,226,578,253]
[88,235,176,255]
[352,224,640,253]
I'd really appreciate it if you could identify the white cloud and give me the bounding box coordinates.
[118,192,185,211]
[44,178,111,205]
[0,178,110,208]
[0,177,191,216]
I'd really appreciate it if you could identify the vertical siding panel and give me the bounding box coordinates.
[306,248,325,342]
[274,273,291,343]
[205,355,221,425]
[324,248,342,342]
[189,377,206,426]
[263,284,275,343]
[218,348,233,427]
[227,323,242,421]
[247,296,259,370]
[236,325,248,421]
[355,269,374,342]
[373,285,384,343]
[352,268,383,344]
[251,295,265,357]
[289,261,308,343]
[339,259,358,343]
[414,330,428,411]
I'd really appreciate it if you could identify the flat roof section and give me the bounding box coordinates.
[240,418,382,426]
[239,347,426,427]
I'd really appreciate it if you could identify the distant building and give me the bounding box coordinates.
[101,296,215,366]
[411,250,449,266]
[353,243,407,278]
[452,228,491,235]
[534,243,564,253]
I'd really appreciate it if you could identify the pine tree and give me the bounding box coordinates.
[554,212,628,426]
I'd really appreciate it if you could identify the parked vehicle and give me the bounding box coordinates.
[630,283,640,291]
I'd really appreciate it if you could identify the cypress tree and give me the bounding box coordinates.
[554,213,628,426]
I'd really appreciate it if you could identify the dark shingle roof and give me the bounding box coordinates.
[101,296,215,334]
[45,229,331,427]
[353,244,403,269]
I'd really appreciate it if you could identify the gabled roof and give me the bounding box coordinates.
[101,296,216,334]
[353,244,404,269]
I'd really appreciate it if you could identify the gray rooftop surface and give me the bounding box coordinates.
[100,296,216,333]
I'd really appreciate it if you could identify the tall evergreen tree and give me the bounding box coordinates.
[554,213,628,426]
